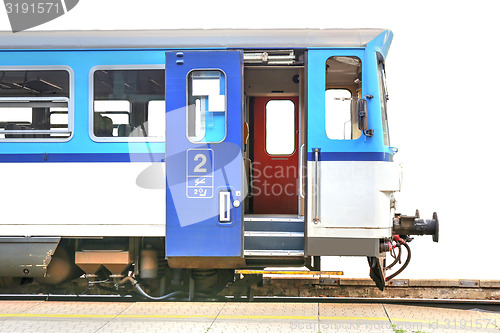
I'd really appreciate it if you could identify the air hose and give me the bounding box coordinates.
[386,243,402,270]
[116,276,184,300]
[116,276,218,300]
[386,240,411,281]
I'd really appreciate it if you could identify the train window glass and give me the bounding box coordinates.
[92,68,165,141]
[325,56,362,140]
[0,69,71,140]
[265,99,295,155]
[94,100,130,137]
[187,70,226,143]
[378,61,390,145]
[325,89,353,140]
[147,100,165,137]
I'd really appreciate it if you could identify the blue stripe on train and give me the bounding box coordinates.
[0,152,389,163]
[307,152,393,162]
[0,153,165,163]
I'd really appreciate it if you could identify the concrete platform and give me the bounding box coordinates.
[0,300,499,332]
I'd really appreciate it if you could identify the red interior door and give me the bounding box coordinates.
[252,96,299,214]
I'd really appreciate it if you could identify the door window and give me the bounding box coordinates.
[325,89,353,140]
[325,56,362,140]
[187,70,226,143]
[265,99,295,155]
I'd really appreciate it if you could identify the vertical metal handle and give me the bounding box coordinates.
[244,157,253,194]
[298,144,305,199]
[312,148,320,224]
[219,191,231,222]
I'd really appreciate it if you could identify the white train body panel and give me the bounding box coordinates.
[0,162,165,237]
[307,160,401,239]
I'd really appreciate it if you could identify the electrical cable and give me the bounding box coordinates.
[115,276,219,301]
[386,243,401,270]
[386,242,411,281]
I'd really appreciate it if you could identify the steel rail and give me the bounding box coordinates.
[1,293,499,309]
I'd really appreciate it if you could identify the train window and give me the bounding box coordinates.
[265,99,295,155]
[187,70,226,143]
[378,61,390,145]
[0,69,72,140]
[92,67,165,141]
[325,89,354,140]
[325,56,362,140]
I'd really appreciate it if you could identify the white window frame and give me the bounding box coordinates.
[0,66,74,142]
[185,68,227,144]
[89,64,165,143]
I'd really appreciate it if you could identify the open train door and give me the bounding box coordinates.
[165,50,244,268]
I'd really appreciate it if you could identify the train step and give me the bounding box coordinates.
[243,214,304,232]
[243,215,304,255]
[243,249,304,256]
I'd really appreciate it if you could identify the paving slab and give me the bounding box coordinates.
[97,320,211,333]
[211,302,319,333]
[385,304,500,332]
[0,300,499,333]
[0,301,41,314]
[23,301,132,316]
[0,319,108,333]
[319,303,393,333]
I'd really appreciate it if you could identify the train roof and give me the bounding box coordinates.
[0,29,390,50]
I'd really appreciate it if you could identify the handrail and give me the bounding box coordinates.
[298,144,305,199]
[0,130,70,134]
[0,97,69,108]
[312,148,320,224]
[0,97,69,101]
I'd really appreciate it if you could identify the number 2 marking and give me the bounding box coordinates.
[193,153,207,173]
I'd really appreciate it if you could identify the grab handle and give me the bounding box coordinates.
[312,148,320,224]
[298,144,305,199]
[219,191,231,222]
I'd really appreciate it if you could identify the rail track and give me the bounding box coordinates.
[1,293,499,314]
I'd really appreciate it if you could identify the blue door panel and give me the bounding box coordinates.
[165,50,243,258]
[307,49,391,157]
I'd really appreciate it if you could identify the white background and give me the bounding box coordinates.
[1,0,499,279]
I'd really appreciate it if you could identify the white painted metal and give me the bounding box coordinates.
[0,162,165,237]
[307,160,401,239]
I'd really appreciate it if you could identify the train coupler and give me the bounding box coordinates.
[393,210,439,243]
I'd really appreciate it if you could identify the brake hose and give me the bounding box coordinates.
[386,243,402,270]
[386,242,411,281]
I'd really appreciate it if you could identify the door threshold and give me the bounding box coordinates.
[244,214,304,222]
[244,249,304,257]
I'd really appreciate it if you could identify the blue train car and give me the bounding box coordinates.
[0,29,437,294]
